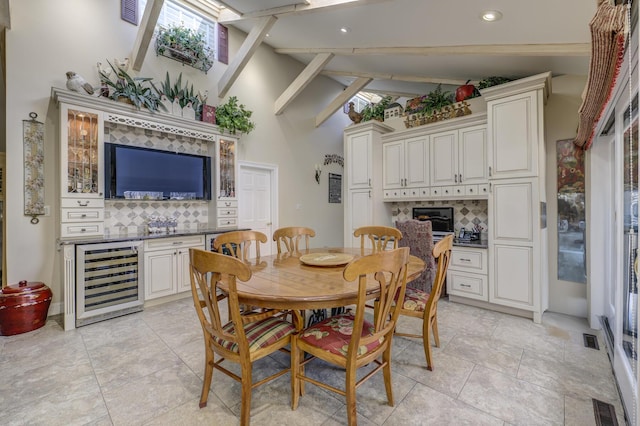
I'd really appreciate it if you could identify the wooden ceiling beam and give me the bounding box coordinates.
[131,0,165,72]
[275,43,591,57]
[315,76,371,127]
[321,70,470,86]
[218,0,392,23]
[275,52,334,115]
[218,15,277,98]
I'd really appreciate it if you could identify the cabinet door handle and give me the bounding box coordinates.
[460,258,471,262]
[460,283,471,288]
[368,190,371,198]
[368,178,371,187]
[77,200,89,207]
[459,173,462,182]
[454,174,457,183]
[488,166,492,177]
[172,241,183,245]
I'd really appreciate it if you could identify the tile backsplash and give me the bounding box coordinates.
[104,200,209,235]
[390,199,488,232]
[103,122,211,235]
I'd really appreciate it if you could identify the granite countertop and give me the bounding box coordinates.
[453,238,488,249]
[58,226,245,246]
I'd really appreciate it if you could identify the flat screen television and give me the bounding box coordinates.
[104,143,212,200]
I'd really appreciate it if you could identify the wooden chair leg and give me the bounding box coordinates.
[199,348,214,408]
[382,347,394,406]
[432,314,440,347]
[291,336,300,410]
[423,317,434,371]
[240,366,252,426]
[345,368,358,426]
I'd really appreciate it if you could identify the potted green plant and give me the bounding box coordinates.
[477,76,513,90]
[98,61,163,111]
[155,25,214,72]
[361,96,393,122]
[216,96,255,134]
[160,72,203,117]
[421,84,454,116]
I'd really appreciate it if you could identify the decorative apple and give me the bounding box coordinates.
[455,80,477,102]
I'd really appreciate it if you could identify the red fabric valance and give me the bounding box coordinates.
[574,0,628,150]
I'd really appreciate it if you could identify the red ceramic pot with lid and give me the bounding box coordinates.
[0,280,52,336]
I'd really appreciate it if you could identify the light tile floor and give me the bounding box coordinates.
[0,297,628,425]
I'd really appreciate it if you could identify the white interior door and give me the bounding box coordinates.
[238,162,277,256]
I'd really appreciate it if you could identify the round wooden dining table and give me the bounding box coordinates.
[217,247,426,311]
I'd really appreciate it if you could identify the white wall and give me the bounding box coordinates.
[5,0,350,310]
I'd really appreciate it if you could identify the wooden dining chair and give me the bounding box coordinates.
[273,226,316,254]
[353,225,402,252]
[189,248,296,426]
[393,234,453,371]
[291,247,410,425]
[213,230,268,263]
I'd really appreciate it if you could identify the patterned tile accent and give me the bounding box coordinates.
[391,200,488,232]
[104,200,209,234]
[105,122,208,155]
[102,123,212,234]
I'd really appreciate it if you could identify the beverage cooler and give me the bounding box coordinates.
[75,241,144,327]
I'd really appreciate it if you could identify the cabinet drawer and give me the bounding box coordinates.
[453,186,465,196]
[478,184,489,195]
[448,271,487,301]
[217,217,237,228]
[144,235,205,251]
[218,208,237,217]
[403,187,420,198]
[384,189,402,199]
[61,198,105,208]
[419,187,430,197]
[61,208,104,223]
[431,186,453,198]
[451,248,486,272]
[61,222,104,238]
[465,185,479,196]
[217,200,238,208]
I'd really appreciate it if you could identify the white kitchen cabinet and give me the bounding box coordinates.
[382,135,428,197]
[447,246,488,302]
[430,124,487,196]
[344,121,394,247]
[483,72,551,323]
[57,103,105,237]
[215,137,239,228]
[488,178,540,313]
[484,73,549,180]
[144,235,205,300]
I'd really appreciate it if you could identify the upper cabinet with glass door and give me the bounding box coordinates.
[60,105,104,200]
[216,137,238,200]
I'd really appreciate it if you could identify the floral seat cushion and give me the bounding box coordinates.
[215,316,295,353]
[299,314,382,357]
[399,287,429,312]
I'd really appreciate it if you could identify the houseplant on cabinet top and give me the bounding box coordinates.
[216,96,255,134]
[361,96,393,122]
[155,25,214,73]
[98,61,163,111]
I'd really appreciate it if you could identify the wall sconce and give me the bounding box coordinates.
[314,164,322,184]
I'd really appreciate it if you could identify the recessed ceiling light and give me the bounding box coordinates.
[340,27,351,34]
[480,10,502,22]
